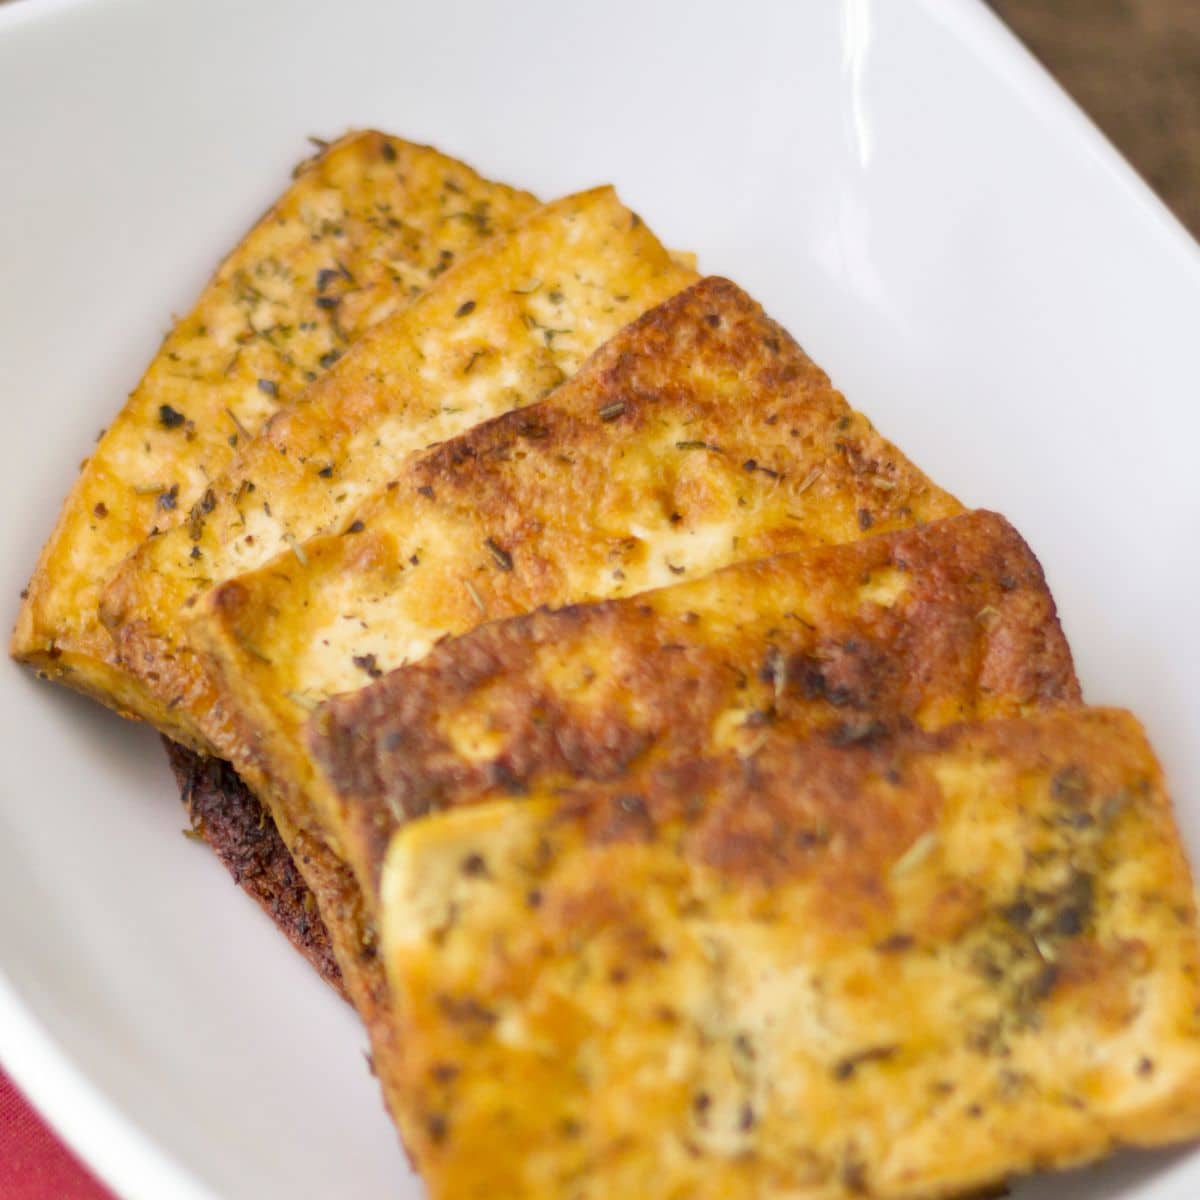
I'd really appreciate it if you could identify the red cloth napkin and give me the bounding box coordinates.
[0,1069,116,1200]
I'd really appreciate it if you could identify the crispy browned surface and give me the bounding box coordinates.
[182,275,959,1153]
[310,510,1079,894]
[11,130,537,738]
[188,276,962,901]
[380,708,1200,1198]
[162,739,344,997]
[100,187,694,750]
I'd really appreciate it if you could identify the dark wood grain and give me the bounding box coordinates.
[991,0,1200,237]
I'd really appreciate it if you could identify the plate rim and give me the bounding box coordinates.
[0,972,218,1200]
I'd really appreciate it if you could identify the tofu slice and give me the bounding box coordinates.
[186,277,962,886]
[309,509,1080,897]
[379,707,1200,1199]
[11,130,538,735]
[100,186,695,746]
[170,277,958,1114]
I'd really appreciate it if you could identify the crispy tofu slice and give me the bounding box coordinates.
[175,277,959,1108]
[101,186,694,746]
[310,510,1080,896]
[379,708,1200,1199]
[187,277,961,876]
[12,130,538,733]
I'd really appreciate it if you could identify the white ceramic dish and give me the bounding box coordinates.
[1,0,1197,1196]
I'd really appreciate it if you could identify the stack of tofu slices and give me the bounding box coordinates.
[15,131,1200,1199]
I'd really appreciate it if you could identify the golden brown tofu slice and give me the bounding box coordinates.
[11,130,538,734]
[310,509,1080,896]
[379,708,1200,1199]
[185,277,961,887]
[100,187,694,746]
[168,277,959,1106]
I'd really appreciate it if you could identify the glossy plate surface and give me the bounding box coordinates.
[1,1,1197,1196]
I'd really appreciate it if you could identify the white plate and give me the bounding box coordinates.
[1,0,1198,1196]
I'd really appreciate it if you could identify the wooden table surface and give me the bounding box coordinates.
[991,0,1200,238]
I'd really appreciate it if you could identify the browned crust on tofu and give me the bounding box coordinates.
[11,129,538,737]
[181,274,960,1156]
[162,739,344,997]
[99,187,694,750]
[187,276,962,897]
[310,509,1080,894]
[380,708,1200,1198]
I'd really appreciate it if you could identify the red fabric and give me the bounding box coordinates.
[0,1069,116,1200]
